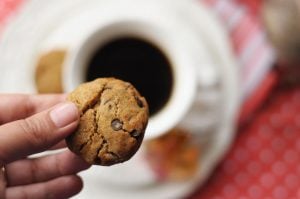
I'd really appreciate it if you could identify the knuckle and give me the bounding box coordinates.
[24,96,35,117]
[30,159,39,182]
[0,149,7,166]
[54,155,64,176]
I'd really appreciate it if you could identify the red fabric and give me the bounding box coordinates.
[201,0,276,101]
[0,0,24,33]
[187,0,300,198]
[238,70,278,125]
[190,85,300,199]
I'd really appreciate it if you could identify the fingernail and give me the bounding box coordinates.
[50,102,79,128]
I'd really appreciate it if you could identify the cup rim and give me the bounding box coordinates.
[64,20,198,140]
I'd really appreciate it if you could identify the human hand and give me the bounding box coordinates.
[0,94,90,199]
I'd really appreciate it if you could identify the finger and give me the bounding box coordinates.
[49,140,67,150]
[0,94,67,124]
[6,150,90,186]
[6,175,83,199]
[0,102,79,165]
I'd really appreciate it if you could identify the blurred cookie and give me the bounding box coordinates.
[145,128,200,181]
[66,78,149,166]
[35,50,65,93]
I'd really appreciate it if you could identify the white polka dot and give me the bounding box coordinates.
[273,186,288,199]
[297,164,300,175]
[270,113,283,127]
[235,172,249,186]
[280,103,293,115]
[285,174,298,188]
[272,138,286,151]
[295,115,300,128]
[258,125,272,139]
[272,161,286,176]
[234,148,248,162]
[283,126,296,140]
[260,173,275,188]
[284,150,298,163]
[259,149,275,163]
[292,91,300,104]
[296,138,300,153]
[222,159,237,174]
[223,184,238,197]
[247,162,261,175]
[248,185,262,198]
[246,137,261,151]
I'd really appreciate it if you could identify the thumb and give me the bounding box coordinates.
[0,102,79,166]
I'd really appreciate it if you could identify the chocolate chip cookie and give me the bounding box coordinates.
[35,50,66,93]
[66,78,149,166]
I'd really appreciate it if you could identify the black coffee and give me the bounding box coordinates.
[86,37,173,116]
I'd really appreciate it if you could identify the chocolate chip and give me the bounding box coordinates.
[130,129,141,138]
[111,119,123,131]
[135,97,144,108]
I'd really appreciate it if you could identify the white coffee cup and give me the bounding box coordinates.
[60,0,240,196]
[63,18,199,140]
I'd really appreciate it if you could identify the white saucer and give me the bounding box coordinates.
[0,0,239,198]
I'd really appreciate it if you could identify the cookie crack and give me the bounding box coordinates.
[93,107,99,136]
[108,151,120,160]
[78,108,99,154]
[78,84,111,158]
[81,83,110,115]
[80,83,114,163]
[78,142,87,152]
[94,135,121,163]
[113,99,119,119]
[94,137,106,164]
[91,103,103,162]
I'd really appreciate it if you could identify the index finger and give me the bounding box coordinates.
[0,102,79,165]
[0,94,66,124]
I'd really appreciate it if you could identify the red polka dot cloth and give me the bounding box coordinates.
[189,86,300,199]
[0,0,299,199]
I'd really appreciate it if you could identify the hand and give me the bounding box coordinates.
[0,94,90,199]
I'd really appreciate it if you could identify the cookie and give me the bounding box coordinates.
[66,78,149,166]
[35,50,66,93]
[145,128,200,181]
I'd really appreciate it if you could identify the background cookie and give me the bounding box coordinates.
[66,78,149,166]
[35,50,66,93]
[145,128,200,181]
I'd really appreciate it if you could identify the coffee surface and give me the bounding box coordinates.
[86,37,173,116]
